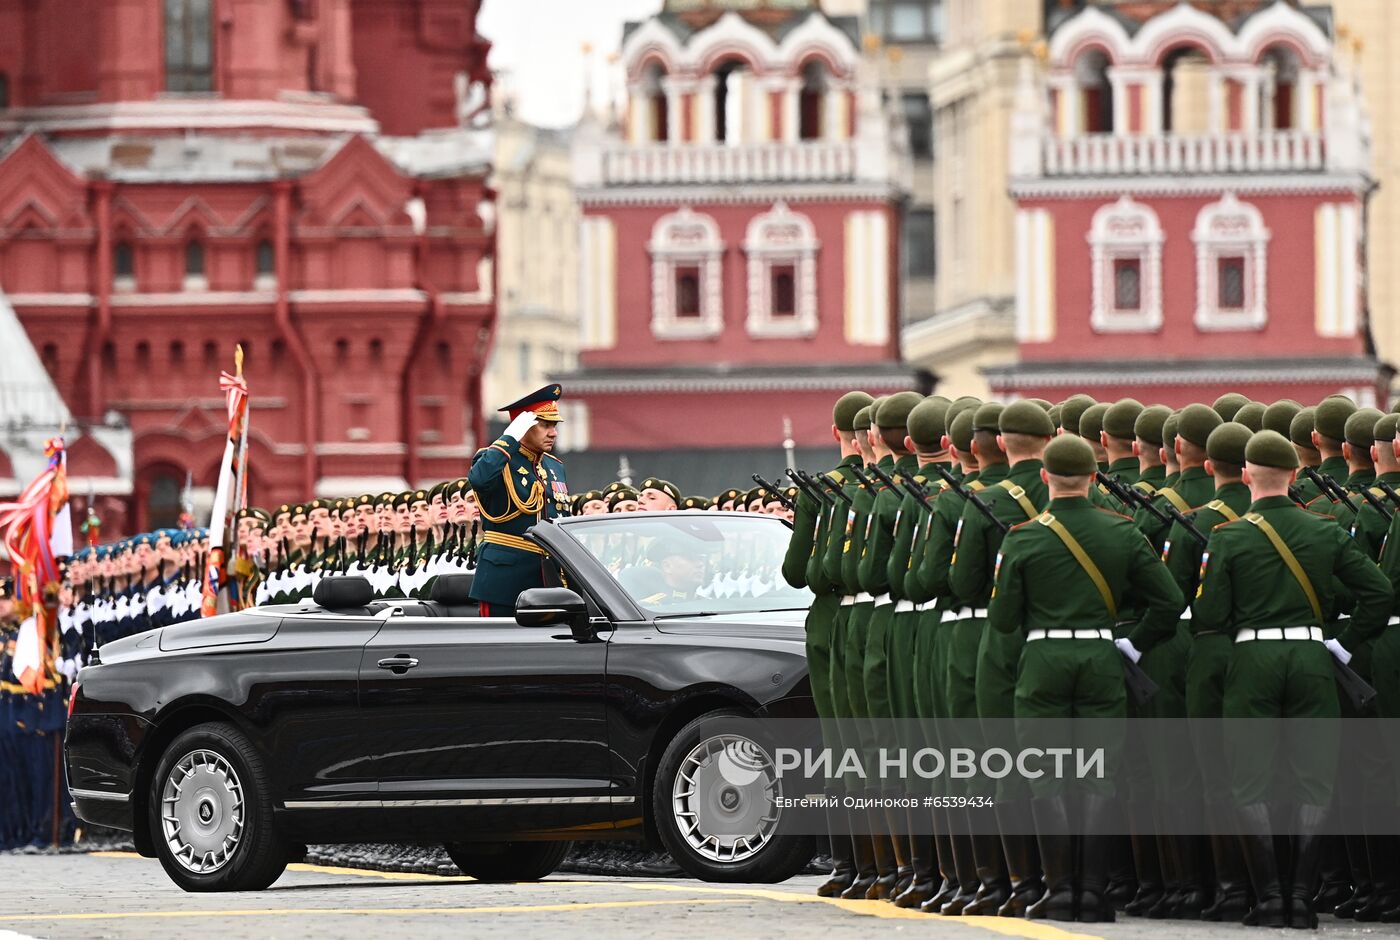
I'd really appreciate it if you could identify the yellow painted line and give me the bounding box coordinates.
[0,899,744,923]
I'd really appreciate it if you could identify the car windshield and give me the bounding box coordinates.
[563,513,813,617]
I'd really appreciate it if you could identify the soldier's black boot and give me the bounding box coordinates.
[1105,834,1139,910]
[1288,805,1328,930]
[1354,833,1400,922]
[817,832,856,898]
[1123,801,1164,916]
[879,806,913,902]
[839,835,878,900]
[962,833,1011,914]
[1078,794,1117,923]
[864,803,900,901]
[1312,836,1350,913]
[928,831,977,913]
[896,829,937,908]
[1146,832,1183,919]
[1334,833,1372,919]
[1172,835,1209,919]
[1238,802,1287,928]
[927,819,960,910]
[1027,795,1076,922]
[1203,833,1251,922]
[998,831,1046,917]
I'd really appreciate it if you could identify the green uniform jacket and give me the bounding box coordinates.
[1349,471,1400,559]
[1307,467,1374,527]
[1294,455,1348,505]
[467,435,568,607]
[1100,456,1140,515]
[989,496,1184,648]
[858,454,921,596]
[950,460,1047,609]
[820,461,870,595]
[1194,495,1392,651]
[911,467,988,604]
[1134,466,1214,552]
[1165,480,1251,619]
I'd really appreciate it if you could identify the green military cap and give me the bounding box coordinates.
[1375,413,1400,443]
[1391,397,1400,414]
[1262,400,1302,437]
[1232,401,1266,433]
[946,396,982,428]
[1212,393,1250,421]
[291,503,307,517]
[1206,422,1252,466]
[717,487,743,505]
[1344,407,1384,448]
[1314,396,1357,442]
[391,491,413,507]
[307,498,330,512]
[681,495,713,511]
[1134,405,1172,446]
[744,486,764,506]
[971,402,1004,432]
[852,406,874,431]
[875,390,924,429]
[1028,398,1053,411]
[640,477,683,504]
[1162,411,1181,451]
[949,408,977,452]
[603,481,630,496]
[605,487,639,510]
[578,489,604,504]
[1176,403,1223,448]
[868,396,889,422]
[1043,435,1098,476]
[999,399,1055,436]
[1078,402,1110,442]
[376,492,397,506]
[908,398,951,450]
[834,391,875,432]
[1047,404,1062,430]
[1102,399,1145,440]
[427,481,448,502]
[1058,394,1097,436]
[1289,408,1317,449]
[1245,429,1300,470]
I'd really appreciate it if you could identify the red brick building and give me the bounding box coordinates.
[0,0,495,534]
[992,1,1385,406]
[566,0,917,491]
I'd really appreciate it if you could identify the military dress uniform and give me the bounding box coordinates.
[468,386,569,616]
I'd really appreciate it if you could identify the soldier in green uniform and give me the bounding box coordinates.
[783,390,871,898]
[1367,416,1400,922]
[1298,396,1357,508]
[1078,403,1112,473]
[1058,395,1098,443]
[991,434,1184,924]
[638,478,682,512]
[910,400,984,913]
[1197,430,1392,929]
[468,385,569,616]
[1098,400,1145,512]
[950,401,1056,916]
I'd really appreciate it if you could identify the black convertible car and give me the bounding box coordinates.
[65,512,817,892]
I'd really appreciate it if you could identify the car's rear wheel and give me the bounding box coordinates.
[148,722,287,892]
[444,841,573,881]
[652,709,811,883]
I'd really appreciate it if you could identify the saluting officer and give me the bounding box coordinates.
[468,385,569,617]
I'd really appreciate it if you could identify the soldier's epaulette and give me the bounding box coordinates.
[1213,517,1248,530]
[1093,506,1135,522]
[913,474,926,486]
[1009,515,1040,531]
[542,452,564,466]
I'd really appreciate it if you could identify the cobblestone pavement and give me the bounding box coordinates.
[3,852,1400,940]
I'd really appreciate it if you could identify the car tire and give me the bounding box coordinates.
[652,709,812,883]
[148,722,288,892]
[444,841,574,881]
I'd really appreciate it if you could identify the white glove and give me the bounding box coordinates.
[1324,637,1352,665]
[503,410,538,442]
[1114,637,1143,664]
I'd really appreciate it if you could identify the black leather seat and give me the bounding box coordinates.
[430,572,475,606]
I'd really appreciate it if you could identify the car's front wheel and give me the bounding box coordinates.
[444,841,573,881]
[148,722,288,892]
[652,709,812,883]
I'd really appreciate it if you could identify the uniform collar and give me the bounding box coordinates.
[1178,466,1209,483]
[1318,456,1348,477]
[894,453,920,475]
[1249,495,1296,512]
[1345,467,1376,487]
[1138,464,1167,485]
[977,463,1010,484]
[1108,456,1138,477]
[1047,496,1091,511]
[1009,458,1044,481]
[1379,471,1400,484]
[519,444,540,463]
[1215,481,1250,502]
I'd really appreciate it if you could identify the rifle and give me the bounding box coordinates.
[1332,652,1378,711]
[900,477,939,512]
[1302,466,1361,514]
[1376,479,1400,512]
[1288,485,1309,508]
[799,468,853,507]
[927,464,1010,534]
[1122,656,1160,706]
[785,469,831,507]
[751,474,795,511]
[1356,485,1394,521]
[865,462,934,516]
[1097,472,1171,527]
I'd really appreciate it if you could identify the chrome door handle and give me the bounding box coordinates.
[377,656,420,671]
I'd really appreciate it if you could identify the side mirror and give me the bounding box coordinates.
[515,587,594,642]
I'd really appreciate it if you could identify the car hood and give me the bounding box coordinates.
[650,609,807,641]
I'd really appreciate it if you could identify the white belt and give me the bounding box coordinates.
[1027,628,1114,642]
[1236,626,1323,643]
[873,594,893,608]
[855,592,874,604]
[1389,616,1399,627]
[968,608,988,619]
[1179,607,1192,621]
[941,610,958,624]
[895,600,915,613]
[840,596,856,607]
[915,602,928,612]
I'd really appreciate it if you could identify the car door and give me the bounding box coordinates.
[356,609,615,838]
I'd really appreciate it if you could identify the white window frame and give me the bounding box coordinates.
[1088,195,1164,333]
[1193,193,1270,331]
[743,200,819,338]
[648,207,725,339]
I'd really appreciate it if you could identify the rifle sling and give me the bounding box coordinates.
[1038,513,1117,619]
[1245,512,1323,622]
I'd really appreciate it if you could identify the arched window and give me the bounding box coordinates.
[41,342,58,374]
[1259,46,1299,131]
[648,207,725,339]
[713,58,749,144]
[1193,193,1269,331]
[1089,196,1164,333]
[113,241,135,290]
[165,0,214,93]
[270,338,285,366]
[744,201,819,337]
[135,340,151,366]
[368,338,384,362]
[203,340,218,366]
[799,61,827,141]
[1075,49,1114,134]
[184,239,206,289]
[254,239,275,286]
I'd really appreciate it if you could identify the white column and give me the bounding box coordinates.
[626,86,647,144]
[695,75,716,143]
[1047,75,1078,137]
[661,77,684,143]
[781,78,800,143]
[1208,70,1225,134]
[726,69,748,145]
[1106,67,1129,136]
[824,81,848,141]
[1298,68,1321,132]
[1141,68,1164,134]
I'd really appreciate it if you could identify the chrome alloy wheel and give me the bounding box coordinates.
[671,732,781,864]
[160,749,245,874]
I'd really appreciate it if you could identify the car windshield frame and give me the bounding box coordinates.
[549,511,813,619]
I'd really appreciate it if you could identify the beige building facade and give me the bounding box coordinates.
[485,106,582,448]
